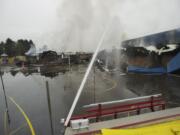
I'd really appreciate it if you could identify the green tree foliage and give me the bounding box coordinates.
[16,39,31,55]
[0,42,5,55]
[5,38,16,56]
[0,38,33,56]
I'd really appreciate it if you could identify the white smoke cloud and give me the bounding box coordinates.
[145,44,178,55]
[42,0,180,52]
[1,0,180,51]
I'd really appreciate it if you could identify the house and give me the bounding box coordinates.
[39,50,58,64]
[121,28,180,74]
[60,52,79,64]
[1,53,8,64]
[77,52,93,63]
[14,56,27,66]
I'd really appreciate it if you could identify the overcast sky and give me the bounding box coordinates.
[0,0,58,43]
[1,0,180,51]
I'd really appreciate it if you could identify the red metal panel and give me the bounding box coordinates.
[71,97,165,121]
[86,99,164,112]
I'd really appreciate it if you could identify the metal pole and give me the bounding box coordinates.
[0,70,10,131]
[93,65,96,103]
[0,71,10,122]
[68,55,71,72]
[46,81,54,135]
[83,94,162,108]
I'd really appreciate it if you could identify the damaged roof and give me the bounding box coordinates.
[122,28,180,48]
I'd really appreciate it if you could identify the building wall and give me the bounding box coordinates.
[127,56,155,67]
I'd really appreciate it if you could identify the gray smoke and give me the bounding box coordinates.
[25,44,36,56]
[40,0,180,52]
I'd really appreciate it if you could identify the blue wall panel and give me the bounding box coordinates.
[128,66,166,74]
[167,52,180,73]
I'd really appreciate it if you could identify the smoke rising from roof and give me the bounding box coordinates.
[145,44,178,55]
[1,0,180,51]
[44,0,180,52]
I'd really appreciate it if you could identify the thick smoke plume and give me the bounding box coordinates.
[42,0,180,52]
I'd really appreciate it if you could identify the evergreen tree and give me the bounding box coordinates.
[0,38,34,56]
[0,42,5,55]
[5,38,16,56]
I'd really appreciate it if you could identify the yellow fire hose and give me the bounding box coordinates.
[101,120,180,135]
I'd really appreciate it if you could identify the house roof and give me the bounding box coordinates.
[1,53,8,57]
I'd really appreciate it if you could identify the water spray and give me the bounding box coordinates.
[64,22,111,127]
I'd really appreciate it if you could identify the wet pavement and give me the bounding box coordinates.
[0,65,180,135]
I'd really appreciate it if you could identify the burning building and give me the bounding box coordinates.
[121,28,180,74]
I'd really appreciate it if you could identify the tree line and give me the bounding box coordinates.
[0,38,33,57]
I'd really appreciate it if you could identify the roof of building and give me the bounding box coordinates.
[122,28,180,48]
[1,53,8,57]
